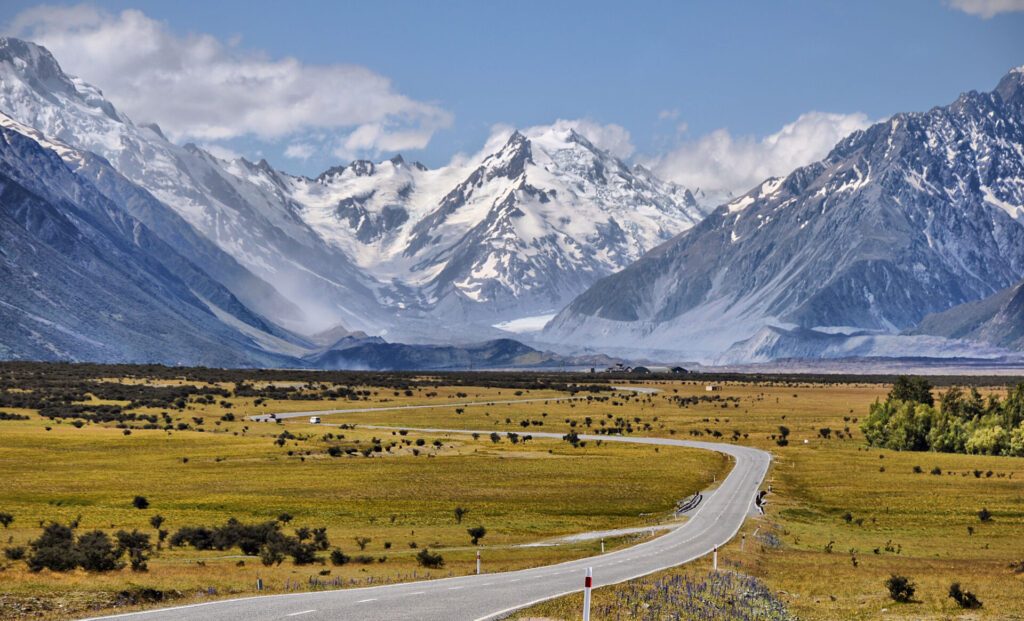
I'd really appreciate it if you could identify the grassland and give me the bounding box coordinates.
[0,382,725,619]
[1,371,1023,620]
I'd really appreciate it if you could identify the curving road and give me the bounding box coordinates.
[84,428,770,621]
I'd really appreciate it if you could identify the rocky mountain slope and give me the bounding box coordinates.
[0,37,705,342]
[0,114,298,365]
[912,277,1024,350]
[545,66,1024,361]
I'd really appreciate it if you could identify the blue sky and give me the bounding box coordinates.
[4,0,1024,193]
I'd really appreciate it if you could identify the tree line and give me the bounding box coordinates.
[862,377,1024,456]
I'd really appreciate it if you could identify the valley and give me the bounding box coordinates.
[0,364,1021,619]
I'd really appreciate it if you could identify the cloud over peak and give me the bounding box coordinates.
[642,111,875,199]
[7,5,451,155]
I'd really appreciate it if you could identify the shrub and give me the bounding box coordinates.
[353,554,375,564]
[76,530,124,572]
[259,543,285,566]
[912,465,923,474]
[288,541,318,565]
[28,522,78,572]
[116,530,152,572]
[0,512,13,528]
[149,514,165,530]
[948,582,982,609]
[416,548,444,568]
[4,545,26,560]
[329,549,350,566]
[132,496,150,510]
[467,525,487,545]
[885,574,915,603]
[354,536,371,551]
[978,507,992,522]
[454,507,468,524]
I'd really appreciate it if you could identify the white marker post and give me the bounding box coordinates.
[713,545,718,570]
[741,534,746,552]
[476,550,481,575]
[600,539,605,554]
[582,567,593,621]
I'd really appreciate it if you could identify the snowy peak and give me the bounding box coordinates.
[547,65,1024,361]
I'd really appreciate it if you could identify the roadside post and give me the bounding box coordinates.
[476,549,481,575]
[741,534,746,551]
[600,539,605,553]
[582,567,593,621]
[713,545,718,570]
[256,577,263,591]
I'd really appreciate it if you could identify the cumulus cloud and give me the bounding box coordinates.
[7,5,451,154]
[524,119,635,159]
[947,0,1024,18]
[642,111,874,198]
[283,142,315,160]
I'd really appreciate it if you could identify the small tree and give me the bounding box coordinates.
[454,507,468,524]
[467,525,487,545]
[948,583,982,609]
[132,496,150,510]
[115,530,153,572]
[0,512,13,528]
[330,548,350,566]
[278,513,293,524]
[149,514,165,530]
[978,507,992,522]
[416,548,444,568]
[885,574,915,603]
[354,536,371,551]
[76,530,124,572]
[259,543,285,567]
[28,522,78,572]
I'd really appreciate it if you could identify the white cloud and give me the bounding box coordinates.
[642,111,875,199]
[7,5,452,154]
[199,143,242,161]
[525,118,636,159]
[947,0,1024,18]
[283,142,315,160]
[658,108,680,121]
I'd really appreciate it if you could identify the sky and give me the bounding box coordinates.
[3,0,1024,197]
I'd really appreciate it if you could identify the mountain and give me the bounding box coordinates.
[912,277,1024,350]
[236,125,706,337]
[308,338,619,371]
[0,113,298,365]
[0,37,384,336]
[0,37,706,342]
[545,66,1024,361]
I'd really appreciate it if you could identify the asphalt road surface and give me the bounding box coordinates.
[85,428,770,621]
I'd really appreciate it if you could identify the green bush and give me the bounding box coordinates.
[416,548,444,568]
[948,582,982,609]
[885,574,915,603]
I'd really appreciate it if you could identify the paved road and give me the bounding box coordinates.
[249,385,652,423]
[85,429,770,621]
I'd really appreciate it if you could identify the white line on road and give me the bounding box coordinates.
[356,598,377,603]
[286,611,316,617]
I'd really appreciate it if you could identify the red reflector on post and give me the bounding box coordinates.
[585,576,592,588]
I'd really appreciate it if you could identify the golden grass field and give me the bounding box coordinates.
[1,375,1022,620]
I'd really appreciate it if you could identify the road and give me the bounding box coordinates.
[248,385,656,422]
[86,429,770,621]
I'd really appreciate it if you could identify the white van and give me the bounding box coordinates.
[309,416,321,424]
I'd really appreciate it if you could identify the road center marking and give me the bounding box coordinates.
[286,611,316,617]
[356,598,377,603]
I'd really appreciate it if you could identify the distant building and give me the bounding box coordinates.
[705,384,721,392]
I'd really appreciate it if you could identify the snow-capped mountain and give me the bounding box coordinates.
[0,37,706,341]
[545,66,1024,361]
[0,37,384,336]
[270,126,704,330]
[0,112,303,365]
